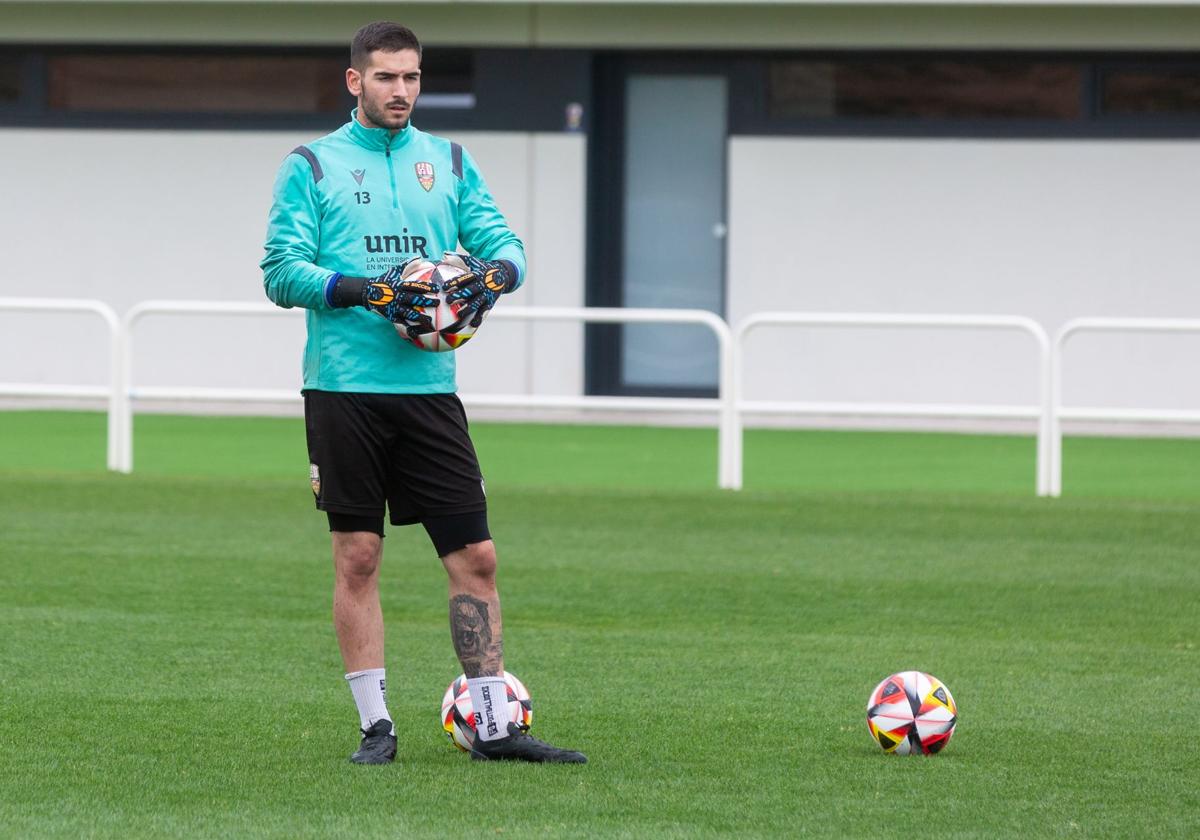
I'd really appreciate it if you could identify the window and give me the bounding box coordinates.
[769,59,1083,120]
[0,52,21,104]
[418,50,475,108]
[0,45,575,130]
[47,53,350,113]
[745,52,1200,136]
[1101,65,1200,116]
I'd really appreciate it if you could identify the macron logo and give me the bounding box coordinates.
[351,169,366,185]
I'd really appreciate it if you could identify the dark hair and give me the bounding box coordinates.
[351,22,422,70]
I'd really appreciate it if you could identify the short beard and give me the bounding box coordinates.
[361,98,408,131]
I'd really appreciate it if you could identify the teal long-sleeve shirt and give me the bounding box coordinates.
[260,111,526,393]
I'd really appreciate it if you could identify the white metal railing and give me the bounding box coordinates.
[118,300,305,472]
[116,302,735,484]
[484,306,737,488]
[6,297,1198,496]
[0,298,122,470]
[733,313,1053,495]
[1049,317,1200,497]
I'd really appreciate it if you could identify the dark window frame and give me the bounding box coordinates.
[732,48,1200,139]
[43,51,355,116]
[1,44,362,130]
[0,44,592,133]
[767,57,1086,121]
[1096,56,1200,120]
[0,50,43,118]
[4,44,1200,137]
[0,50,24,107]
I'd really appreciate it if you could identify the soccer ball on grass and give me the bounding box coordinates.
[866,670,957,755]
[440,671,533,751]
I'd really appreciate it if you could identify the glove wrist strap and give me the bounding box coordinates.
[325,274,367,308]
[495,260,519,293]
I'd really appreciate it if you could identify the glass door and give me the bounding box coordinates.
[587,59,729,396]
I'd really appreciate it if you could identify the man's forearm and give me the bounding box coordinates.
[262,256,337,310]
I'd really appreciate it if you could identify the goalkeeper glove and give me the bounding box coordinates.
[441,254,519,328]
[324,261,440,339]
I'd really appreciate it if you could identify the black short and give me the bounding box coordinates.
[303,390,487,527]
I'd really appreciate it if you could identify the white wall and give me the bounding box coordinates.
[729,137,1200,415]
[455,133,586,400]
[4,126,1199,427]
[0,127,586,403]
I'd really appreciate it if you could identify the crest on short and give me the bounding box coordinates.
[309,463,321,497]
[415,162,435,191]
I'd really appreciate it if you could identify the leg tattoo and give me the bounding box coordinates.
[450,594,503,677]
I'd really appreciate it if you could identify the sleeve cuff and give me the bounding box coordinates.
[322,273,343,308]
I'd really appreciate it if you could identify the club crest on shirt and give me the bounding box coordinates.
[309,463,321,497]
[415,162,435,191]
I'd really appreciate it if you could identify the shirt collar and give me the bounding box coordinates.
[345,108,415,151]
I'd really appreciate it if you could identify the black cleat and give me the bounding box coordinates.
[470,722,587,764]
[349,719,396,765]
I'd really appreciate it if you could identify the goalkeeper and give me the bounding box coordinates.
[260,21,585,765]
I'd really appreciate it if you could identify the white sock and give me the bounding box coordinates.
[345,668,394,735]
[467,676,509,742]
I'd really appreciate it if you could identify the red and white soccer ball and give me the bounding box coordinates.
[440,671,533,751]
[396,253,481,353]
[866,670,958,755]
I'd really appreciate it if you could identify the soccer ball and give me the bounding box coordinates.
[397,254,481,353]
[440,671,533,751]
[866,671,958,755]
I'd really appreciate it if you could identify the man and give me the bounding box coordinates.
[261,21,586,765]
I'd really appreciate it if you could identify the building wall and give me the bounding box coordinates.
[3,125,1197,421]
[0,127,586,401]
[5,2,1200,50]
[728,136,1200,414]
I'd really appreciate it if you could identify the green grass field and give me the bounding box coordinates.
[1,411,1197,837]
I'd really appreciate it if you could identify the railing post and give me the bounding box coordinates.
[116,306,135,473]
[107,311,124,472]
[1031,324,1053,498]
[1049,328,1066,498]
[1036,344,1054,498]
[707,313,737,490]
[723,317,743,491]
